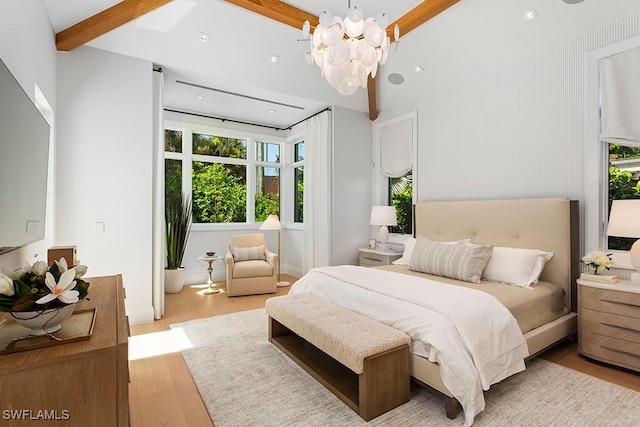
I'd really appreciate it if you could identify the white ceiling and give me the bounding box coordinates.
[43,0,640,129]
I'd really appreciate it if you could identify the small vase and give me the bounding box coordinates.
[11,304,76,336]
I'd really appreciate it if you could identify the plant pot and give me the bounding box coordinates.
[165,268,185,293]
[11,304,76,336]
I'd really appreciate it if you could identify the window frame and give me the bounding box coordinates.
[283,131,305,231]
[164,120,287,231]
[585,39,640,271]
[372,111,418,241]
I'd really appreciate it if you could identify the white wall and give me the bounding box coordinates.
[379,12,640,274]
[57,47,154,325]
[332,106,373,265]
[0,0,57,270]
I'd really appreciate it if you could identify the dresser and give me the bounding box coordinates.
[358,248,402,267]
[0,275,129,426]
[577,279,640,373]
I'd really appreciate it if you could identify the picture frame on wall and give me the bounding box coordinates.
[368,239,376,249]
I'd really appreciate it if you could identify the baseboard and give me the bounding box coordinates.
[282,264,302,279]
[125,305,155,326]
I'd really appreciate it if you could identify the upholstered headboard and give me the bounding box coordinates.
[413,198,579,311]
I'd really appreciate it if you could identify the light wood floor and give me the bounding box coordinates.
[128,275,640,426]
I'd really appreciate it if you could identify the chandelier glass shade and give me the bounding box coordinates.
[302,4,399,96]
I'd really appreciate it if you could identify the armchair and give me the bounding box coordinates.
[225,233,278,296]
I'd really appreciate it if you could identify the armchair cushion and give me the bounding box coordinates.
[232,260,274,279]
[231,245,266,262]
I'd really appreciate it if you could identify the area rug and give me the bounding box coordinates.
[171,309,640,426]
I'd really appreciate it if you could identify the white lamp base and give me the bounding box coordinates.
[377,225,390,244]
[277,281,290,287]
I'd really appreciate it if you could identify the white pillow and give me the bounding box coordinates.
[528,251,554,285]
[392,238,417,265]
[482,246,553,288]
[392,237,470,265]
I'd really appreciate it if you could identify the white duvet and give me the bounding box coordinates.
[289,265,529,426]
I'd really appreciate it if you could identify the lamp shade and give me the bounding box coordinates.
[259,214,281,231]
[370,206,397,226]
[607,200,640,238]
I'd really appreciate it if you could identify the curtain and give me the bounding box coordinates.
[599,46,640,146]
[152,69,165,319]
[380,118,413,177]
[303,110,332,274]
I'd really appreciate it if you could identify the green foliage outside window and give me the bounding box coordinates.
[389,172,412,235]
[192,162,247,223]
[608,144,640,250]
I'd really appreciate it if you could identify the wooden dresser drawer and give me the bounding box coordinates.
[359,253,387,266]
[580,330,640,371]
[580,307,640,344]
[580,286,640,319]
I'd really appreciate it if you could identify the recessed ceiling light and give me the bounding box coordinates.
[197,95,204,100]
[562,0,585,4]
[413,65,424,73]
[268,109,276,114]
[200,32,211,42]
[388,73,405,85]
[524,9,539,20]
[270,54,280,63]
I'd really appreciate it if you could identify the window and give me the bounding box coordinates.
[164,126,284,225]
[293,141,304,223]
[607,143,640,250]
[388,171,412,235]
[255,141,280,221]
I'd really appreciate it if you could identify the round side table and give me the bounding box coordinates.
[198,255,222,294]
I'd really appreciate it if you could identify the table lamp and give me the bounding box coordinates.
[259,214,290,287]
[370,206,398,247]
[607,199,640,284]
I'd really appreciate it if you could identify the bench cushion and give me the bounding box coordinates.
[266,293,410,374]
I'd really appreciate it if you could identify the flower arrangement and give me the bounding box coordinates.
[581,251,615,275]
[0,258,89,313]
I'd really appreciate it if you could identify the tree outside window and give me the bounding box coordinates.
[389,171,413,235]
[294,142,304,223]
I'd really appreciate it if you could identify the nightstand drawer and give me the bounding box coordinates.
[359,253,387,267]
[580,286,640,319]
[580,331,640,371]
[581,307,640,344]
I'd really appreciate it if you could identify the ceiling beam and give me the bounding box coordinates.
[56,0,172,52]
[367,75,378,121]
[224,0,319,30]
[389,0,460,37]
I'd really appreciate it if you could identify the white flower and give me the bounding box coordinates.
[74,264,88,279]
[0,266,19,280]
[36,269,79,305]
[30,260,48,276]
[0,272,14,297]
[56,257,69,273]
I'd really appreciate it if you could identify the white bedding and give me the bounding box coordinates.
[289,265,529,426]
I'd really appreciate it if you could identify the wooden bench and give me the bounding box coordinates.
[265,293,411,421]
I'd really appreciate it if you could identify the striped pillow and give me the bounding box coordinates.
[409,238,493,284]
[232,245,266,262]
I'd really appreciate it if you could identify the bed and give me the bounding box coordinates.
[289,198,579,425]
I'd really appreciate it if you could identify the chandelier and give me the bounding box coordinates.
[301,2,399,96]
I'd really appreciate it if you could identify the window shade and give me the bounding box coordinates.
[380,118,412,177]
[599,46,640,146]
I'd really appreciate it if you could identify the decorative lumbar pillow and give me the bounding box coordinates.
[393,237,471,266]
[409,238,493,284]
[482,247,554,288]
[232,245,266,262]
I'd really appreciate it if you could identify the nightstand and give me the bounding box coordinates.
[577,278,640,373]
[358,248,402,267]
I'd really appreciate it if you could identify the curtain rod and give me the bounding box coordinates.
[164,106,332,132]
[164,108,289,131]
[287,107,331,129]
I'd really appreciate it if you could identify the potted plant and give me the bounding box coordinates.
[165,192,192,293]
